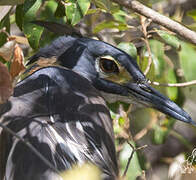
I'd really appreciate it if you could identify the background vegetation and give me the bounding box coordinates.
[1,0,196,179]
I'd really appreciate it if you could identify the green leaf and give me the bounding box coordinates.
[66,0,90,25]
[152,124,168,144]
[113,10,127,23]
[0,11,10,47]
[152,117,176,145]
[93,20,128,33]
[156,30,181,50]
[166,68,178,101]
[23,0,44,49]
[118,117,125,126]
[92,0,111,12]
[187,9,196,21]
[55,2,66,18]
[119,142,142,179]
[179,42,196,81]
[86,8,101,15]
[15,4,24,30]
[149,40,165,78]
[117,42,137,59]
[39,1,58,21]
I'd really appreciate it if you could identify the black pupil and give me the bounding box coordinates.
[100,59,119,73]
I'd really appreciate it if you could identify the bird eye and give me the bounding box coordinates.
[99,58,119,74]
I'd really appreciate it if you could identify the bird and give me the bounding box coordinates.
[0,35,195,180]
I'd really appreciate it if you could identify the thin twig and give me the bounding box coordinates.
[0,27,10,37]
[123,141,147,177]
[111,0,196,46]
[142,38,153,75]
[0,123,59,174]
[140,16,153,75]
[151,80,196,87]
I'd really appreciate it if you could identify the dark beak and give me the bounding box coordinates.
[126,82,196,126]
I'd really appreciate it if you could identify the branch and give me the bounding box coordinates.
[151,80,196,87]
[111,0,196,46]
[123,141,147,177]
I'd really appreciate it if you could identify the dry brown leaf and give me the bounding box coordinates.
[9,35,29,45]
[0,62,13,104]
[10,43,25,79]
[0,40,16,61]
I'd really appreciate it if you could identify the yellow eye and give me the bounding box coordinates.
[99,58,119,74]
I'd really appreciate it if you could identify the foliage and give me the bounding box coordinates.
[0,0,196,179]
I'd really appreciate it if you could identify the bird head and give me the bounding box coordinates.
[28,36,195,126]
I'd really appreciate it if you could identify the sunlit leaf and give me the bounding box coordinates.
[66,0,90,25]
[23,0,44,49]
[93,20,128,33]
[117,42,137,59]
[179,42,196,81]
[156,30,181,50]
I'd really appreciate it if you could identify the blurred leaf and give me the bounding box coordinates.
[179,42,196,81]
[55,2,66,18]
[117,42,137,59]
[61,163,101,180]
[93,20,128,33]
[149,40,165,78]
[118,117,125,126]
[86,8,101,15]
[119,142,142,179]
[23,0,44,49]
[0,62,13,104]
[152,117,176,145]
[166,68,178,101]
[15,4,24,30]
[113,10,127,23]
[152,124,168,144]
[0,11,10,47]
[92,0,111,12]
[39,0,58,21]
[156,30,181,50]
[187,9,196,21]
[66,0,90,25]
[10,44,25,79]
